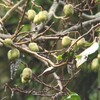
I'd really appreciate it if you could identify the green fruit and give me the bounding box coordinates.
[21,68,32,83]
[28,42,39,52]
[38,11,45,22]
[38,11,48,22]
[39,11,45,23]
[3,38,13,47]
[33,10,48,24]
[77,38,86,47]
[8,48,20,60]
[97,53,100,60]
[27,9,36,21]
[63,4,74,17]
[33,14,41,25]
[62,36,71,47]
[43,10,48,21]
[21,77,27,83]
[97,54,100,63]
[22,68,32,77]
[91,58,99,71]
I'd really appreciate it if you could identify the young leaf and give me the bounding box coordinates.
[75,55,82,59]
[56,55,63,61]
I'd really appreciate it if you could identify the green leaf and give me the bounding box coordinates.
[69,50,74,58]
[62,52,68,60]
[84,42,92,47]
[75,55,82,59]
[61,93,81,100]
[70,93,81,100]
[62,50,75,61]
[95,27,100,32]
[56,55,63,61]
[61,95,68,100]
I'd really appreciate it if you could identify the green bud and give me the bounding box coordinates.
[62,36,71,47]
[3,38,13,47]
[33,14,41,25]
[33,10,48,24]
[21,77,27,83]
[63,4,74,17]
[21,68,32,83]
[8,48,20,60]
[27,9,36,21]
[28,42,39,52]
[77,38,86,47]
[91,58,99,71]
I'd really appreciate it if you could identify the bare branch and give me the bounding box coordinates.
[1,0,27,22]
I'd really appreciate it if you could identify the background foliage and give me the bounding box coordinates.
[0,0,100,100]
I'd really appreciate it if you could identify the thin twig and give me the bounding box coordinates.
[12,0,30,40]
[1,0,27,22]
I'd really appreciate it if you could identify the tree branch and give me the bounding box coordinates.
[1,0,27,22]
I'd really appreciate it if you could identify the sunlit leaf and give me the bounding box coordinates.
[75,55,82,59]
[56,55,63,61]
[76,42,99,68]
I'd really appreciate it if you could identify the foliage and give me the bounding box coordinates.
[0,0,100,100]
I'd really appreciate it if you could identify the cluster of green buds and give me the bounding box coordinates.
[21,68,32,83]
[27,9,48,25]
[34,10,48,25]
[7,48,20,60]
[63,4,74,17]
[28,42,39,52]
